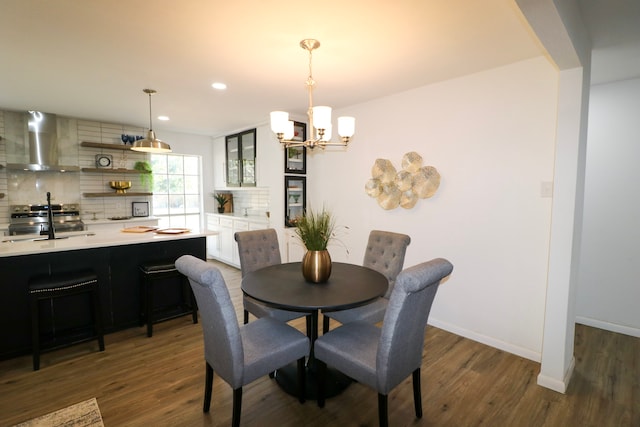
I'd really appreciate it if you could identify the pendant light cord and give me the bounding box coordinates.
[148,92,153,131]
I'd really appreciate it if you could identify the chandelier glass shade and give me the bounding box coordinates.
[270,39,355,149]
[132,89,172,153]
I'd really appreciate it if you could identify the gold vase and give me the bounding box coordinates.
[302,250,332,283]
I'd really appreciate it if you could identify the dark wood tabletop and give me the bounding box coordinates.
[242,261,388,400]
[241,262,388,313]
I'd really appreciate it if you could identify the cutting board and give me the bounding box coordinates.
[121,226,158,233]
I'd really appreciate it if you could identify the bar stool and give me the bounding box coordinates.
[28,269,104,371]
[139,260,198,337]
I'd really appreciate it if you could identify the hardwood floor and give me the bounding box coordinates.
[1,260,638,426]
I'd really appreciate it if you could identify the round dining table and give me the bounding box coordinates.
[242,261,388,399]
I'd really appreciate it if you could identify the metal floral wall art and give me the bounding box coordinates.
[364,152,440,210]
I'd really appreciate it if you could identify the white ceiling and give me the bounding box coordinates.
[0,0,638,138]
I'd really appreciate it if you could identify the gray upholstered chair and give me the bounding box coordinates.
[175,255,310,427]
[315,258,453,427]
[322,230,411,333]
[235,229,308,325]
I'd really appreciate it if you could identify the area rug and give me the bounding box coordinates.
[12,397,104,427]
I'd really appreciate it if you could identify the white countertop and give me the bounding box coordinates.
[207,212,270,223]
[0,228,212,258]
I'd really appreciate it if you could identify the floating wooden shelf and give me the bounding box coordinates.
[81,141,133,151]
[83,192,153,198]
[81,167,150,174]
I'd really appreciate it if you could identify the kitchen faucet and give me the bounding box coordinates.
[46,191,55,240]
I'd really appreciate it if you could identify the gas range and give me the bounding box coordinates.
[9,203,85,235]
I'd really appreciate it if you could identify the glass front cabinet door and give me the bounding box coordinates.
[284,122,307,174]
[226,128,256,187]
[285,175,306,227]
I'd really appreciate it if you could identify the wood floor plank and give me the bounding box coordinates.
[0,260,638,426]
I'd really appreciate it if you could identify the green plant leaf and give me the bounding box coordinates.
[294,206,336,250]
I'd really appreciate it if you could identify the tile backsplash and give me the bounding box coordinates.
[222,188,270,217]
[0,109,151,226]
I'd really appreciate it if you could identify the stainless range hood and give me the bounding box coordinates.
[6,111,80,172]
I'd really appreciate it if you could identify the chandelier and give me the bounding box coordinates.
[270,39,355,149]
[132,89,172,153]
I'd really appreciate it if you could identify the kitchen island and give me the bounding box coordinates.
[0,229,208,360]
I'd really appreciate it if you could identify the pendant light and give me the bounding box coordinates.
[131,88,172,153]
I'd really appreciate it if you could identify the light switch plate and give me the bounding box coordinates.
[540,181,553,198]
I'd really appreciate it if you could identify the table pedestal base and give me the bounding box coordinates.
[275,361,351,400]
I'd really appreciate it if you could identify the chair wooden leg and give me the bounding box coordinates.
[203,362,214,413]
[322,315,330,334]
[297,357,306,404]
[243,309,249,325]
[232,387,242,427]
[412,367,422,418]
[317,360,326,408]
[378,393,389,427]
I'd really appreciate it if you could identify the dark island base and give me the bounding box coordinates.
[0,237,206,360]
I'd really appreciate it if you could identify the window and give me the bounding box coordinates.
[150,154,202,230]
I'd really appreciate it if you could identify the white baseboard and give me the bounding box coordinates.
[537,356,575,394]
[576,316,640,338]
[427,317,541,362]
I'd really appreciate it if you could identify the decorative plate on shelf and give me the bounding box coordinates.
[95,154,113,168]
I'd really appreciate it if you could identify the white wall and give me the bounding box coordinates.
[577,77,640,337]
[307,57,559,360]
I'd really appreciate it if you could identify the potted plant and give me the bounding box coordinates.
[133,161,153,191]
[294,207,336,283]
[214,193,229,213]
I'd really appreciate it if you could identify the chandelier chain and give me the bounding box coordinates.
[306,47,316,134]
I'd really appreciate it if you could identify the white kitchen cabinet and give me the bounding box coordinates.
[218,217,234,264]
[207,214,233,264]
[206,213,268,267]
[285,228,306,263]
[206,214,221,259]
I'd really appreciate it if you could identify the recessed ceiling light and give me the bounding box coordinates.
[211,82,227,90]
[157,115,170,121]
